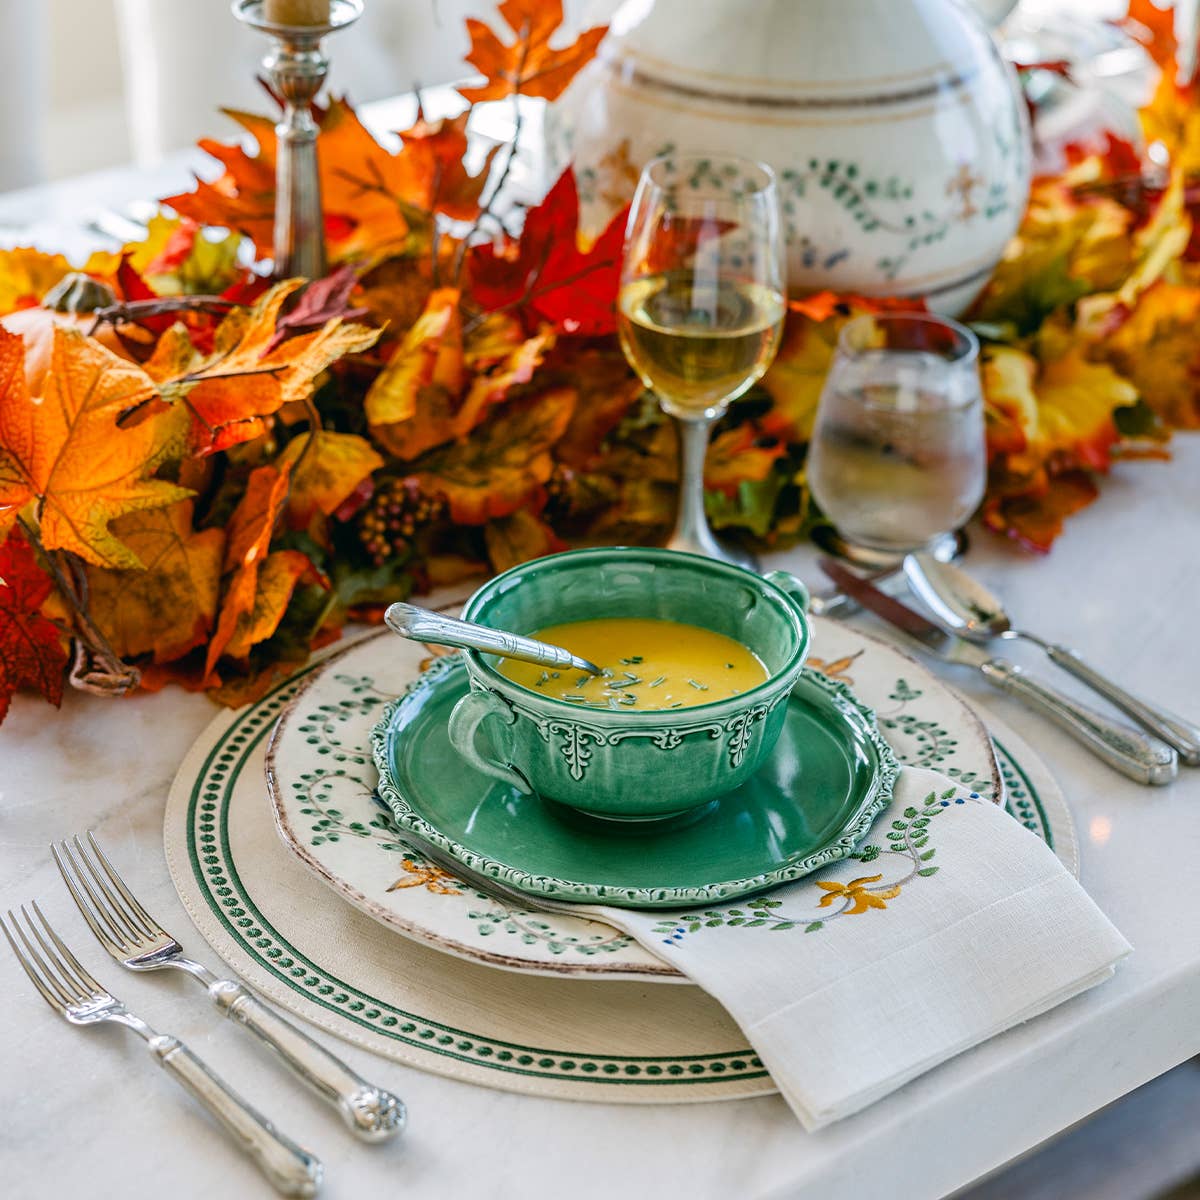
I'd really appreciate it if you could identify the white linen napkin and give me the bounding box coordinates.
[589,767,1130,1130]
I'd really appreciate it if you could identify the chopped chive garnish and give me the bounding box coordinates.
[648,676,666,688]
[536,671,549,687]
[562,694,586,702]
[575,676,589,689]
[726,662,734,669]
[668,702,683,709]
[619,694,637,705]
[687,679,709,691]
[550,671,560,679]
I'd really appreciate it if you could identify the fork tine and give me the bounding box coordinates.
[30,900,104,996]
[22,904,94,1004]
[72,834,155,941]
[52,841,130,954]
[5,907,74,1009]
[2,909,70,1011]
[85,831,162,936]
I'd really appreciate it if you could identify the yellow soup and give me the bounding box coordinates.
[498,618,768,711]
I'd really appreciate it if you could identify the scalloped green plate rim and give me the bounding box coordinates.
[371,655,901,908]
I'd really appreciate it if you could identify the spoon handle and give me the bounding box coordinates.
[1042,643,1200,766]
[980,659,1178,785]
[384,604,600,675]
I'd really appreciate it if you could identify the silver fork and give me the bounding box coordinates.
[53,832,405,1142]
[2,902,322,1198]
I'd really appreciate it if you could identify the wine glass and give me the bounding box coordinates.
[807,312,986,568]
[618,153,786,569]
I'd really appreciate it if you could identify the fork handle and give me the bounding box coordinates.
[210,979,406,1142]
[1044,643,1200,766]
[149,1035,322,1197]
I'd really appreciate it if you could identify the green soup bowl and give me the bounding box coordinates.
[447,547,811,824]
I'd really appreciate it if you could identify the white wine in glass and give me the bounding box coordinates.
[618,154,786,567]
[618,270,785,419]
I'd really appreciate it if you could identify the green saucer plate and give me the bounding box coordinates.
[371,654,901,909]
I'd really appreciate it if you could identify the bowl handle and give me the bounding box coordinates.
[764,570,811,615]
[447,689,535,795]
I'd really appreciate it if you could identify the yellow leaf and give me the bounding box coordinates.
[0,248,74,316]
[222,548,314,660]
[84,500,224,662]
[277,430,384,526]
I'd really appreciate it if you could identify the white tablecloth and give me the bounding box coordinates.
[1,107,1199,1198]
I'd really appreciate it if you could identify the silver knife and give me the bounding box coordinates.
[820,558,1178,786]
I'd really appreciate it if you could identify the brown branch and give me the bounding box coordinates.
[15,515,140,697]
[87,296,241,336]
[452,21,532,288]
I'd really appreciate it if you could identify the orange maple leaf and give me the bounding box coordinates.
[166,98,451,265]
[205,463,316,676]
[139,279,380,456]
[704,424,786,499]
[459,0,606,104]
[0,326,189,569]
[1119,0,1178,71]
[366,289,555,462]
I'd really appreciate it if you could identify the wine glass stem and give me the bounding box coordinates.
[668,414,721,557]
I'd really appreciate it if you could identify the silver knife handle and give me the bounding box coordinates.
[211,979,406,1142]
[149,1035,323,1197]
[980,660,1178,786]
[1044,644,1200,766]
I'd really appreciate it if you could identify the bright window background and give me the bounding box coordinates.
[0,0,1184,191]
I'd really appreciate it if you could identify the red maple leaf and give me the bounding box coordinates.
[265,265,368,353]
[469,168,628,336]
[0,531,67,723]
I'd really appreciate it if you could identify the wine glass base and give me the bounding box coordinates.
[811,526,968,571]
[665,531,761,572]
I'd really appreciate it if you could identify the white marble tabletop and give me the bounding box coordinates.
[2,115,1200,1200]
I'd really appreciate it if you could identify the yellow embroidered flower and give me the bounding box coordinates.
[387,858,462,895]
[807,652,863,685]
[816,873,902,915]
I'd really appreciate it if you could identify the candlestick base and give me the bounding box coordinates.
[230,0,364,279]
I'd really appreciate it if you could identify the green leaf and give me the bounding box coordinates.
[771,921,797,931]
[1114,398,1167,439]
[903,806,918,819]
[917,866,939,877]
[744,919,769,927]
[804,921,824,933]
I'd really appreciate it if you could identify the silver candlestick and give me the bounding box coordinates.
[230,0,363,279]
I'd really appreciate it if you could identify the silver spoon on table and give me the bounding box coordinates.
[384,603,602,676]
[903,551,1200,766]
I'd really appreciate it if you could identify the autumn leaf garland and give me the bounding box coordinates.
[3,0,1200,726]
